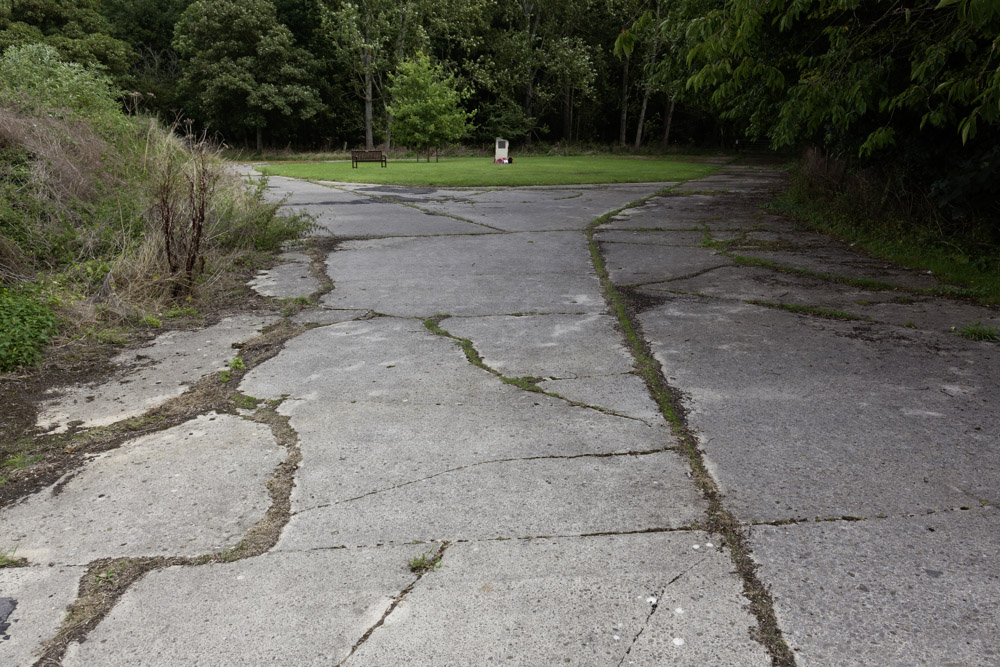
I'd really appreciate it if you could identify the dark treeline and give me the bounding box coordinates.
[1,0,997,229]
[0,0,728,151]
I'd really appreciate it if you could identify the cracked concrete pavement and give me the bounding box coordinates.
[2,162,998,666]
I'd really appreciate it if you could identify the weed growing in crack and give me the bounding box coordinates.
[229,356,246,371]
[0,545,27,568]
[233,394,260,410]
[586,189,797,666]
[409,550,443,573]
[957,321,999,341]
[94,566,117,585]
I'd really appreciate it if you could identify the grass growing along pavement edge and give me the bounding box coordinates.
[259,156,719,187]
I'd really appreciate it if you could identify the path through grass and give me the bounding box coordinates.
[258,156,719,187]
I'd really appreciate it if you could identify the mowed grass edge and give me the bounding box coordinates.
[257,156,719,187]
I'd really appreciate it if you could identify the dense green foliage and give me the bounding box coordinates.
[0,44,313,371]
[173,0,322,151]
[387,54,472,156]
[0,287,58,371]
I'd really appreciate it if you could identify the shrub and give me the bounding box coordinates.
[0,288,59,372]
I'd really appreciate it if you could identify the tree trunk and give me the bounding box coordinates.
[363,49,374,150]
[634,86,650,149]
[563,87,572,142]
[256,126,263,153]
[662,95,676,148]
[618,58,629,147]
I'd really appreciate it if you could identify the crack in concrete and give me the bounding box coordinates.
[621,263,732,288]
[30,376,307,665]
[421,315,654,425]
[749,503,995,529]
[290,448,677,514]
[326,183,507,232]
[336,541,450,665]
[586,182,798,666]
[617,555,710,666]
[284,526,701,554]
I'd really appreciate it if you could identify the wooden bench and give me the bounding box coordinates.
[351,149,387,168]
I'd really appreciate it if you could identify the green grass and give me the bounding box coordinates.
[958,322,999,341]
[259,156,718,187]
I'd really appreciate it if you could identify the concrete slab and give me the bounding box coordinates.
[643,264,897,316]
[263,176,491,236]
[0,565,83,667]
[688,169,788,193]
[417,183,669,232]
[321,233,603,316]
[640,298,1000,522]
[62,546,427,666]
[602,242,733,285]
[0,413,282,564]
[751,507,1000,666]
[247,252,319,299]
[598,193,761,231]
[238,318,690,550]
[347,534,768,666]
[441,314,634,378]
[277,451,703,549]
[36,315,276,433]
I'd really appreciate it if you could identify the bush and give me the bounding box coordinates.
[0,288,59,372]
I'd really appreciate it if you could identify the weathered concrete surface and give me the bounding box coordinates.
[442,313,634,378]
[263,174,494,236]
[238,318,698,551]
[347,534,768,666]
[0,565,83,666]
[62,546,427,666]
[412,183,674,232]
[751,507,1000,666]
[247,250,320,298]
[321,233,605,316]
[279,451,701,549]
[36,314,275,433]
[639,299,1000,521]
[597,163,999,665]
[15,162,998,665]
[1,413,281,564]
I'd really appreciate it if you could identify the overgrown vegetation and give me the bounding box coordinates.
[0,44,313,373]
[773,151,1000,304]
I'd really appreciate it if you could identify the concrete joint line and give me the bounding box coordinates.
[586,188,798,666]
[337,541,450,665]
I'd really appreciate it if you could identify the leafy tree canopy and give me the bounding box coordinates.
[387,53,473,154]
[173,0,322,149]
[0,0,133,77]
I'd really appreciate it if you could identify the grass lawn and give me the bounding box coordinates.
[257,156,719,187]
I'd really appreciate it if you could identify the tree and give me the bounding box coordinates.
[173,0,322,151]
[387,53,472,159]
[0,0,133,78]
